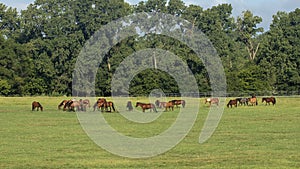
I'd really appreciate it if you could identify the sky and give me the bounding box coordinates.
[1,0,299,31]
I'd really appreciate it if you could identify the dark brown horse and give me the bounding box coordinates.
[135,102,157,112]
[58,100,68,110]
[32,101,43,111]
[236,98,249,106]
[126,101,133,111]
[262,97,276,105]
[227,99,238,108]
[205,98,219,106]
[171,99,186,108]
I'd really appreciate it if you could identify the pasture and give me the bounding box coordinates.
[0,97,299,168]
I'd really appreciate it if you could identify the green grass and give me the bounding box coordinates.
[0,97,299,168]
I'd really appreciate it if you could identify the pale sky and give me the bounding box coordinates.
[1,0,299,31]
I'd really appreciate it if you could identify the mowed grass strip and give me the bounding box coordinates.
[0,97,299,168]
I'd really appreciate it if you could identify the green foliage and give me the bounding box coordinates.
[0,1,299,96]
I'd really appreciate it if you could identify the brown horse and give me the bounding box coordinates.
[93,98,106,111]
[262,97,276,105]
[171,99,186,108]
[156,100,174,111]
[248,97,258,106]
[205,98,219,106]
[94,98,115,112]
[164,101,174,111]
[227,99,238,108]
[135,102,157,112]
[58,100,68,110]
[32,101,43,111]
[63,100,81,112]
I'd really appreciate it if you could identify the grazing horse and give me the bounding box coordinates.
[262,97,276,105]
[236,98,248,106]
[93,98,106,111]
[155,100,161,108]
[164,101,174,111]
[32,101,43,111]
[63,100,81,112]
[205,98,219,106]
[135,102,157,112]
[157,100,174,111]
[227,99,238,108]
[171,99,186,108]
[248,97,258,106]
[58,100,68,110]
[94,98,115,112]
[126,101,133,111]
[78,99,90,111]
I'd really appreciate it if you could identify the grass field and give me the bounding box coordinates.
[0,97,299,169]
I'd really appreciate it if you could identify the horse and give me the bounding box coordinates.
[155,100,161,108]
[248,97,258,106]
[78,99,90,111]
[62,100,81,112]
[227,99,238,108]
[157,101,174,111]
[32,101,43,111]
[94,98,115,112]
[171,99,186,108]
[164,101,174,111]
[236,98,249,106]
[58,100,68,110]
[135,102,157,112]
[126,101,133,111]
[93,98,106,111]
[262,97,276,105]
[205,98,219,106]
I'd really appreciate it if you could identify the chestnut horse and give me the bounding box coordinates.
[156,100,174,111]
[94,98,115,112]
[205,98,219,106]
[32,101,43,111]
[248,97,258,106]
[135,102,157,112]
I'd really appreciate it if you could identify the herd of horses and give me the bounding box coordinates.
[31,96,276,112]
[226,96,276,108]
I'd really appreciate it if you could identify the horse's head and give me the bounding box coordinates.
[135,102,140,107]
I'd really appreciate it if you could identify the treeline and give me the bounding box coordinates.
[0,0,299,96]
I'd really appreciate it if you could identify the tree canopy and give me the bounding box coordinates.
[0,0,299,96]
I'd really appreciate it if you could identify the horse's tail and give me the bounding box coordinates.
[273,97,276,105]
[227,101,230,108]
[111,103,116,112]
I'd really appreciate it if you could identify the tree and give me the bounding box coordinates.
[237,10,263,61]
